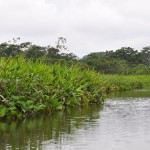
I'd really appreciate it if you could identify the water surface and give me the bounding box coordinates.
[0,89,150,150]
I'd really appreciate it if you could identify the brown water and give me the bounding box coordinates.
[0,89,150,150]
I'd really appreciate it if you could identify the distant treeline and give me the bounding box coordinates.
[0,38,150,75]
[81,47,150,74]
[0,37,78,64]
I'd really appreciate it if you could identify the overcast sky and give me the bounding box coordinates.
[0,0,150,57]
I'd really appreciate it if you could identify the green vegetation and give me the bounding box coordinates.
[1,56,149,120]
[0,38,150,120]
[0,56,104,119]
[1,37,150,75]
[82,47,150,74]
[0,37,78,65]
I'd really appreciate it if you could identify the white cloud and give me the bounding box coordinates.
[0,0,150,57]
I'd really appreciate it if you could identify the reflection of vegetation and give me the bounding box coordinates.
[108,89,150,98]
[0,104,103,150]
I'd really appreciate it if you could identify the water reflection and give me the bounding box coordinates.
[42,97,150,150]
[1,89,150,150]
[100,97,150,150]
[0,104,103,150]
[108,89,150,98]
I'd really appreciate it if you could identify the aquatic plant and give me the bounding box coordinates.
[0,56,149,120]
[0,56,104,119]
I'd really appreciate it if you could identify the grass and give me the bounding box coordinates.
[0,56,149,120]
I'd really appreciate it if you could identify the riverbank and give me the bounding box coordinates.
[0,57,149,120]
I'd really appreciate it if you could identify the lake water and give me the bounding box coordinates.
[0,89,150,150]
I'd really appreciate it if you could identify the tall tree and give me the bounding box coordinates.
[141,47,150,65]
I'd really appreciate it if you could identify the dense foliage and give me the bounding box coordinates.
[0,57,104,119]
[1,38,150,75]
[0,37,78,64]
[82,47,150,74]
[0,38,150,120]
[0,56,148,120]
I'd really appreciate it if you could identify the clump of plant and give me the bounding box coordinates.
[0,56,148,120]
[0,56,104,120]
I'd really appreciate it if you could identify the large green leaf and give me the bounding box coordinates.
[0,107,6,117]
